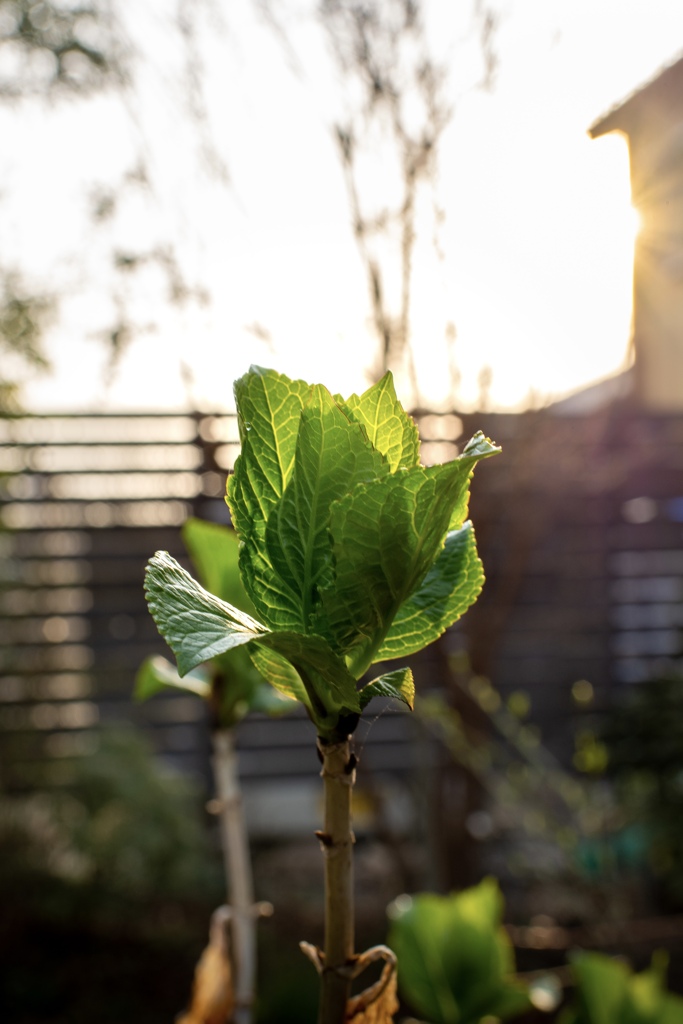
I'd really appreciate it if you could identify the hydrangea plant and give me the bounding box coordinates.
[144,366,498,1024]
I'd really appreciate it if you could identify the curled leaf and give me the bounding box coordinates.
[347,946,399,1024]
[359,668,414,711]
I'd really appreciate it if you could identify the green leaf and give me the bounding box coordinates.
[264,384,389,631]
[136,630,294,725]
[248,644,310,706]
[316,449,492,674]
[144,551,270,676]
[359,667,414,711]
[377,522,484,660]
[227,367,311,624]
[182,517,255,613]
[341,371,420,471]
[259,630,360,718]
[388,879,529,1024]
[440,880,526,1024]
[390,895,462,1024]
[134,655,210,701]
[230,365,310,512]
[565,951,683,1024]
[144,551,360,729]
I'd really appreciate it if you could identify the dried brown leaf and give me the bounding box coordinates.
[346,946,398,1024]
[177,907,234,1024]
[347,969,398,1023]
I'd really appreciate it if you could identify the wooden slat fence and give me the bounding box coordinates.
[2,406,683,833]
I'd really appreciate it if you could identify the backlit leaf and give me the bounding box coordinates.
[359,668,414,711]
[247,644,309,706]
[258,630,361,718]
[342,372,420,471]
[230,365,310,512]
[145,551,270,676]
[148,367,498,738]
[265,384,389,631]
[377,522,483,660]
[144,551,360,730]
[227,367,310,625]
[316,452,492,675]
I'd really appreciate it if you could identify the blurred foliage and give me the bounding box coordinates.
[0,1,215,404]
[558,951,683,1024]
[414,655,658,935]
[0,272,54,413]
[601,675,683,905]
[0,723,223,1021]
[0,724,222,934]
[418,666,632,886]
[387,878,529,1024]
[0,0,126,98]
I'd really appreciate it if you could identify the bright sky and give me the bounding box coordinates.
[6,0,683,413]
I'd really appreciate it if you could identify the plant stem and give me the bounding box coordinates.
[212,729,255,1024]
[317,735,356,1024]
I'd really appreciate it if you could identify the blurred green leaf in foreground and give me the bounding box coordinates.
[559,950,683,1024]
[387,878,529,1024]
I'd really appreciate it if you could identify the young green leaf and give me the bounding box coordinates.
[144,550,361,732]
[376,522,483,660]
[257,630,361,717]
[247,644,310,706]
[149,367,498,740]
[145,551,271,676]
[231,365,310,509]
[316,452,493,675]
[264,384,389,631]
[340,371,420,471]
[227,367,311,625]
[359,667,415,711]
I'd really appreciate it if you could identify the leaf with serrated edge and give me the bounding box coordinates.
[342,372,420,471]
[316,448,493,675]
[359,668,414,711]
[135,655,210,701]
[230,365,310,510]
[265,384,389,631]
[448,431,500,530]
[377,523,483,660]
[145,551,269,676]
[144,551,360,718]
[227,368,310,625]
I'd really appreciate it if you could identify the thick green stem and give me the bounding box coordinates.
[212,729,255,1024]
[317,735,356,1024]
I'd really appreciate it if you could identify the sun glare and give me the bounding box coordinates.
[628,203,643,241]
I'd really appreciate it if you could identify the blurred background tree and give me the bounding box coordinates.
[0,0,497,411]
